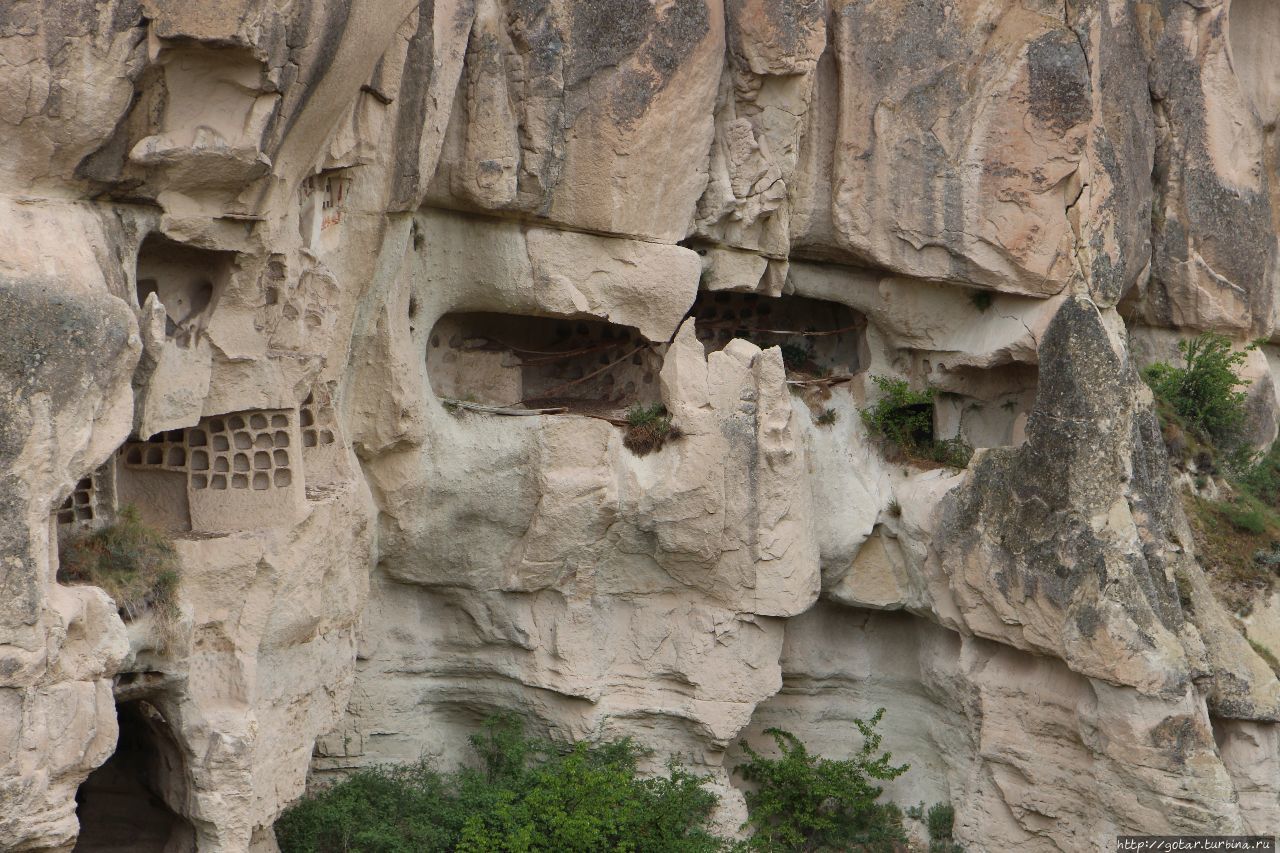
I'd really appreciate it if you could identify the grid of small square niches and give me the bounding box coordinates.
[300,392,336,448]
[56,473,100,525]
[188,412,293,492]
[122,429,190,472]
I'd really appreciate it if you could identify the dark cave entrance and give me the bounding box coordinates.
[689,290,869,376]
[426,311,663,416]
[74,700,195,853]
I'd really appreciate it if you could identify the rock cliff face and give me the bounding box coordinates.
[2,1,1279,850]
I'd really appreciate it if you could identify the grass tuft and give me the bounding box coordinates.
[624,403,681,456]
[57,505,181,648]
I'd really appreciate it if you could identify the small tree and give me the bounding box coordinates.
[734,710,908,852]
[1142,333,1256,449]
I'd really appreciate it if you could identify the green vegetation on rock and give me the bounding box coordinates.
[1143,333,1280,613]
[1142,332,1257,455]
[57,505,180,630]
[624,403,680,456]
[733,709,908,852]
[277,714,720,853]
[860,376,972,469]
[278,712,915,853]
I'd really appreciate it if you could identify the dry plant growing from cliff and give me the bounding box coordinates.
[624,403,682,456]
[58,505,181,645]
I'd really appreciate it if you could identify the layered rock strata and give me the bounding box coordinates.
[3,1,1279,851]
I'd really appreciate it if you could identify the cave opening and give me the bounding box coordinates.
[689,290,869,377]
[135,235,231,348]
[73,700,194,853]
[426,312,663,416]
[928,361,1039,449]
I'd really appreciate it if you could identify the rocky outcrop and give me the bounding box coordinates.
[3,2,1280,851]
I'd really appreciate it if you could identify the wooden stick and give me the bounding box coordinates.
[786,375,855,387]
[442,399,567,416]
[520,345,646,404]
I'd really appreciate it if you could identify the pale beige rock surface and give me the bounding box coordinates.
[3,2,1280,852]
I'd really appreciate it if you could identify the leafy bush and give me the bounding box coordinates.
[1181,439,1280,613]
[1142,333,1256,449]
[861,377,933,449]
[925,802,953,842]
[861,376,972,469]
[734,709,908,852]
[1221,497,1269,534]
[1142,336,1280,613]
[276,714,721,853]
[281,713,930,853]
[624,403,681,456]
[815,408,838,426]
[57,505,180,627]
[925,437,974,469]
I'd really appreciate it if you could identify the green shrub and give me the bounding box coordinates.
[1221,497,1269,534]
[1142,333,1256,449]
[1239,440,1280,505]
[925,802,961,852]
[734,709,908,852]
[276,714,721,853]
[861,377,972,469]
[57,505,180,627]
[861,376,934,450]
[815,408,838,426]
[924,437,974,469]
[624,403,681,456]
[281,713,930,853]
[1184,494,1278,615]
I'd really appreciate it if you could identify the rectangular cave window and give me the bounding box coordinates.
[928,361,1038,449]
[426,312,663,417]
[689,290,869,380]
[299,168,354,249]
[121,434,190,474]
[116,434,191,532]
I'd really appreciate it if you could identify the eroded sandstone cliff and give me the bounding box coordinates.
[3,0,1279,850]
